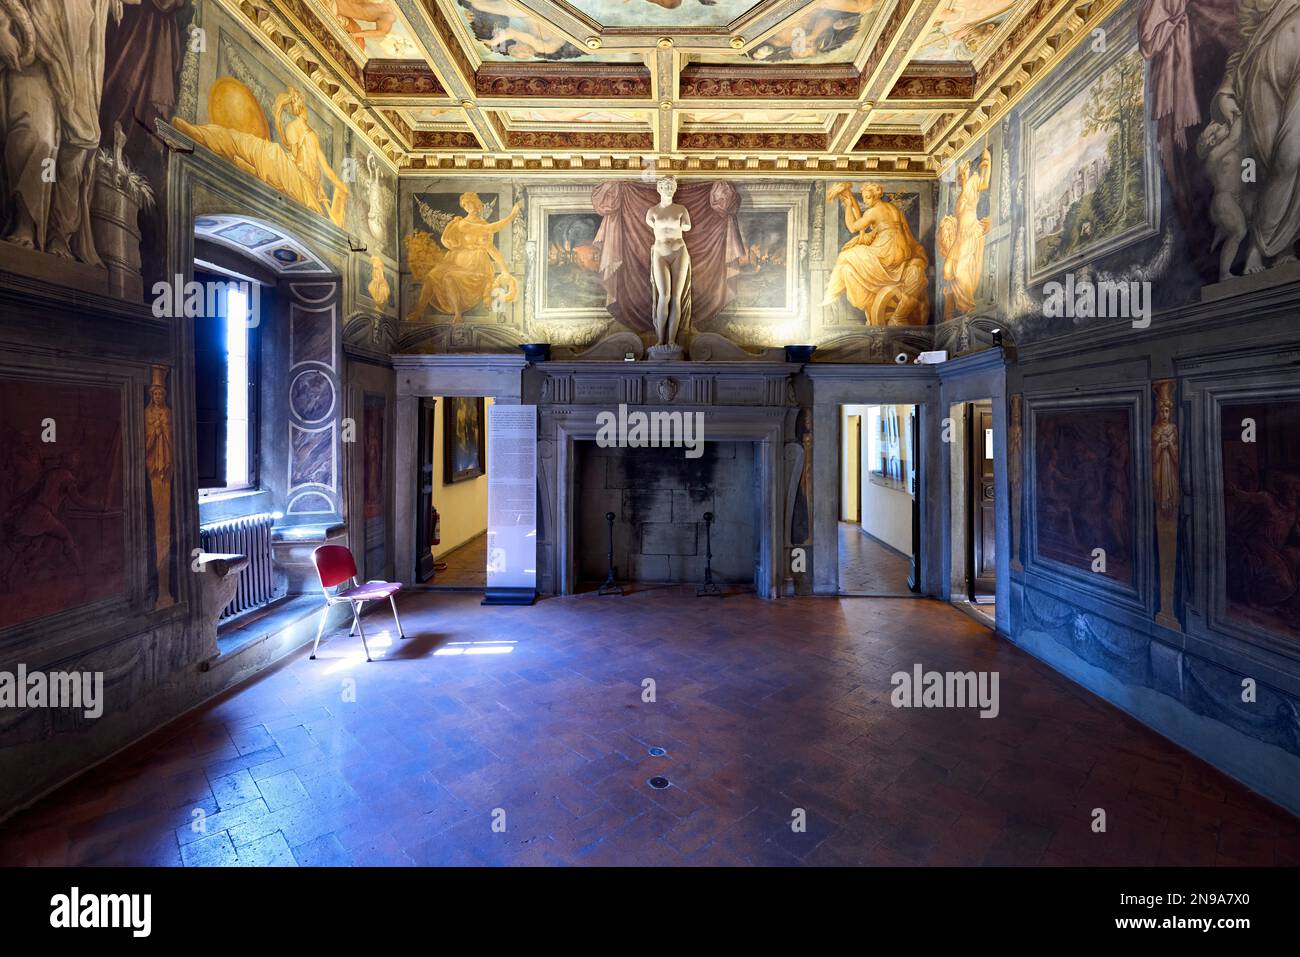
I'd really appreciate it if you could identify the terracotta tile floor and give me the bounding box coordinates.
[838,522,914,596]
[2,591,1297,866]
[430,532,486,589]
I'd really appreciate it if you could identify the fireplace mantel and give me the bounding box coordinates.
[528,360,803,408]
[530,361,806,600]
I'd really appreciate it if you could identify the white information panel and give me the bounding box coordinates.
[483,404,537,604]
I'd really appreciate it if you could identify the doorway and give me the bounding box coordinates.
[838,403,920,597]
[414,394,491,591]
[949,399,997,622]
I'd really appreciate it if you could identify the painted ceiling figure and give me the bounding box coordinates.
[405,192,522,322]
[938,146,992,321]
[328,0,396,49]
[750,0,875,62]
[0,0,138,263]
[460,0,583,61]
[824,182,930,326]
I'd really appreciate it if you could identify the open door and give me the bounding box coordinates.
[968,400,996,602]
[908,408,921,593]
[415,397,437,582]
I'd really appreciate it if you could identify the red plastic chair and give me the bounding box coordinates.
[310,544,405,661]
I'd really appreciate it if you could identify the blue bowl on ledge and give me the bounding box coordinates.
[519,343,551,363]
[783,345,817,364]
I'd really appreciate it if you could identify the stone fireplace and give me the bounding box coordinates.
[530,361,804,599]
[576,441,758,585]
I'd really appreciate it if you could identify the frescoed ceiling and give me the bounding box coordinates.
[244,0,1126,174]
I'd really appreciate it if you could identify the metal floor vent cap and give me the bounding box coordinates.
[647,776,671,790]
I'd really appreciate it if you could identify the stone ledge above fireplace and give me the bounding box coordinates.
[527,360,802,408]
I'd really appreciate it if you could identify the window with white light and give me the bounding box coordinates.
[196,273,260,498]
[224,286,251,490]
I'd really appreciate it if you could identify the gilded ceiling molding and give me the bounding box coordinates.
[856,0,931,99]
[972,0,1066,92]
[381,108,479,151]
[398,154,931,176]
[475,63,653,99]
[677,131,828,152]
[417,0,478,89]
[678,63,861,100]
[853,131,924,152]
[507,130,655,151]
[894,71,977,101]
[270,0,365,87]
[410,129,483,149]
[934,0,1122,169]
[219,0,403,165]
[364,59,446,95]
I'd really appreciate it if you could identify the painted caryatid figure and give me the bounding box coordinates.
[405,192,521,322]
[146,364,174,608]
[0,0,139,263]
[823,182,930,325]
[1152,379,1180,629]
[645,176,692,353]
[938,146,992,320]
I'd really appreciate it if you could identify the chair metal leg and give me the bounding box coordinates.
[390,595,406,638]
[349,612,358,636]
[310,605,329,660]
[353,601,372,661]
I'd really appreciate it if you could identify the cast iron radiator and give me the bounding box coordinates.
[199,513,277,621]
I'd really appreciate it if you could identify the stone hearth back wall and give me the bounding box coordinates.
[576,442,757,585]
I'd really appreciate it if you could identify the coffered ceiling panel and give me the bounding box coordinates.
[249,0,1125,173]
[562,0,763,29]
[501,108,650,124]
[911,0,1026,62]
[301,0,424,58]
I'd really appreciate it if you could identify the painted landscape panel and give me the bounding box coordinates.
[1029,47,1148,277]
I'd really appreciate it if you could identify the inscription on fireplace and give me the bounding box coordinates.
[573,377,623,404]
[715,377,768,406]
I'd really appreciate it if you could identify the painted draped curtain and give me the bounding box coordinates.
[591,180,745,335]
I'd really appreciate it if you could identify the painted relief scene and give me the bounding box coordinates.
[1221,400,1300,641]
[0,380,126,630]
[1033,407,1134,585]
